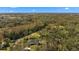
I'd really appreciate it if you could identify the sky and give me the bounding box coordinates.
[0,7,79,13]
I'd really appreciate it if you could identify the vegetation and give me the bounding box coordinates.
[0,14,79,51]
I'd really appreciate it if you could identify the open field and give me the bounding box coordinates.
[0,14,79,51]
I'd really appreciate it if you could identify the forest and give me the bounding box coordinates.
[0,13,79,51]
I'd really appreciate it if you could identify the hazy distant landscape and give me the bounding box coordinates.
[0,14,79,51]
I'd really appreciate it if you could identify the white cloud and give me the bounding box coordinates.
[10,7,17,8]
[65,7,69,10]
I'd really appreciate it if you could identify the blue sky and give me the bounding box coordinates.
[0,7,79,13]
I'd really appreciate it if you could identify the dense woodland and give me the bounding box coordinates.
[0,14,79,51]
